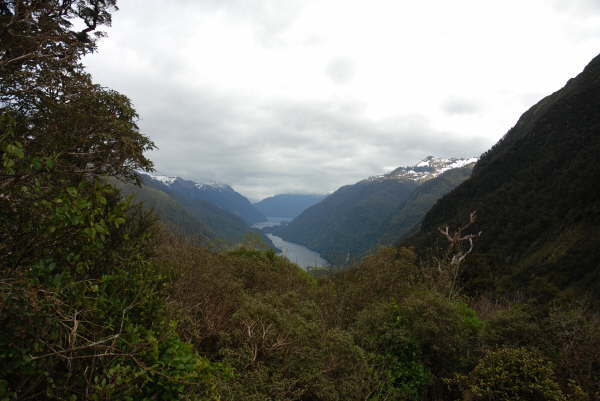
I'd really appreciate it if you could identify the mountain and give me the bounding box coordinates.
[118,181,214,242]
[382,156,477,183]
[274,157,476,266]
[409,53,600,298]
[117,177,274,248]
[254,194,327,218]
[273,178,418,265]
[140,173,266,225]
[377,165,475,246]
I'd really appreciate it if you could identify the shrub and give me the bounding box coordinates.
[451,347,565,401]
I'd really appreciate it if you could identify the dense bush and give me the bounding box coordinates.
[1,2,222,399]
[0,119,222,400]
[450,347,565,401]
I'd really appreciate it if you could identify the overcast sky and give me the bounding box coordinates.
[85,0,600,201]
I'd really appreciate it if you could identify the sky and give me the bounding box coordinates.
[84,0,600,201]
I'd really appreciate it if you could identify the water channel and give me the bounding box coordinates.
[254,217,330,270]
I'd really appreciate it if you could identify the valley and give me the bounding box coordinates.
[3,2,600,401]
[252,217,330,269]
[266,234,329,269]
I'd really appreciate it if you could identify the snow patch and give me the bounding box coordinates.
[378,156,478,183]
[195,182,230,192]
[145,173,177,185]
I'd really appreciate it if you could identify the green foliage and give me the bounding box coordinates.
[450,347,566,401]
[1,2,222,397]
[481,305,542,348]
[163,244,373,401]
[353,302,431,401]
[394,292,483,375]
[116,180,215,244]
[156,227,600,401]
[1,0,117,73]
[544,305,600,399]
[0,122,221,399]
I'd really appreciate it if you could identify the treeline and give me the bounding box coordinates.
[158,237,600,400]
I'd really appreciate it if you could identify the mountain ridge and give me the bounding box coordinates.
[254,193,327,218]
[274,156,475,265]
[139,172,267,225]
[366,156,477,184]
[408,52,600,297]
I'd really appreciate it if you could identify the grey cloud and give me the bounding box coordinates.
[88,64,490,201]
[325,57,356,85]
[194,0,310,46]
[86,2,494,200]
[547,0,600,42]
[442,97,482,115]
[136,82,490,199]
[105,0,309,51]
[550,0,600,15]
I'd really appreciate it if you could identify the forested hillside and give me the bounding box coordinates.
[274,178,418,264]
[378,165,474,246]
[275,158,474,265]
[117,181,214,242]
[410,53,600,299]
[140,173,267,225]
[117,180,274,248]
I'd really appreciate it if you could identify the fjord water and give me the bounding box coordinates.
[266,234,329,270]
[254,217,330,270]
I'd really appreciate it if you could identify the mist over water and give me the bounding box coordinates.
[253,217,290,229]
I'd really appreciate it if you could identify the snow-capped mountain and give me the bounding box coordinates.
[368,156,478,183]
[275,156,477,265]
[138,172,267,225]
[143,174,230,192]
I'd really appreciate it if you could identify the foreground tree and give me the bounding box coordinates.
[1,0,116,70]
[1,2,222,399]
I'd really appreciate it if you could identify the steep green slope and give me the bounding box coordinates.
[410,53,600,297]
[140,173,266,225]
[275,179,418,265]
[378,166,473,246]
[118,182,213,242]
[119,181,273,248]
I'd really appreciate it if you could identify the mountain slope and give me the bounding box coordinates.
[254,194,326,218]
[410,53,600,297]
[140,173,266,225]
[274,157,475,266]
[378,165,474,246]
[118,182,214,242]
[119,178,273,248]
[385,156,477,182]
[274,179,419,265]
